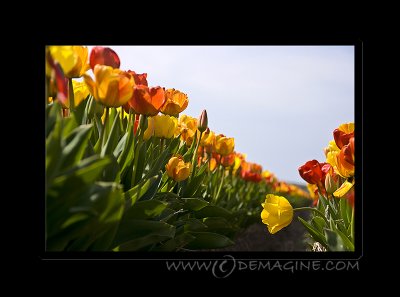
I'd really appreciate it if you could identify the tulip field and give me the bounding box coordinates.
[46,46,355,252]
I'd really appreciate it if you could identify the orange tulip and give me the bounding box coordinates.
[127,70,148,86]
[83,64,135,107]
[221,153,235,168]
[165,155,191,182]
[160,88,189,116]
[89,46,120,70]
[128,85,165,116]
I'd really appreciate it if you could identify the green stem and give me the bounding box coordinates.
[68,78,75,111]
[214,165,225,204]
[131,114,146,186]
[293,207,329,223]
[190,130,203,180]
[101,107,110,148]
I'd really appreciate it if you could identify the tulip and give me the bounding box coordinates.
[197,110,208,133]
[200,128,215,152]
[83,65,134,107]
[298,160,328,186]
[49,46,90,78]
[214,134,235,156]
[176,115,199,146]
[72,80,90,107]
[333,180,355,198]
[46,50,69,108]
[327,143,354,178]
[165,155,191,182]
[160,88,189,116]
[220,152,235,167]
[127,70,148,86]
[261,194,293,234]
[128,85,165,116]
[333,122,354,149]
[90,46,120,70]
[325,172,339,195]
[143,117,155,140]
[153,114,178,138]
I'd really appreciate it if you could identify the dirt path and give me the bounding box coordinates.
[217,210,310,251]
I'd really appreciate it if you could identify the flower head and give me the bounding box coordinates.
[160,88,189,116]
[90,46,120,70]
[261,194,293,234]
[153,114,178,138]
[83,64,135,107]
[214,134,235,156]
[165,155,191,182]
[49,46,90,78]
[128,85,165,116]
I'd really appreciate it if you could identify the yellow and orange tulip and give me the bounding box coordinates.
[165,155,191,182]
[214,134,234,156]
[83,64,135,107]
[160,88,189,116]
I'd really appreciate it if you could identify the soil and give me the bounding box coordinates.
[217,209,311,251]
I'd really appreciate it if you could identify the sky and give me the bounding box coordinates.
[88,46,354,185]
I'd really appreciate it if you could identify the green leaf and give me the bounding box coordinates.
[181,218,208,232]
[101,154,121,183]
[194,205,233,219]
[46,115,64,185]
[311,216,326,233]
[53,155,111,187]
[133,141,147,185]
[151,232,196,251]
[183,173,205,197]
[113,132,128,159]
[46,101,62,137]
[113,219,175,249]
[139,172,162,201]
[60,124,93,171]
[101,109,121,157]
[124,175,160,206]
[331,227,355,251]
[123,200,168,220]
[298,216,328,248]
[185,232,234,250]
[180,198,209,211]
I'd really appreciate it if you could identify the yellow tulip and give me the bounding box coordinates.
[333,180,355,198]
[49,46,90,78]
[83,64,135,107]
[153,114,178,139]
[176,114,199,146]
[143,117,155,140]
[214,134,235,156]
[165,155,191,182]
[72,80,90,107]
[261,194,293,234]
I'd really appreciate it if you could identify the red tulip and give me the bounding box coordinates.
[90,46,120,70]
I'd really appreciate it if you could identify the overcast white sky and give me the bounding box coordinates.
[88,46,354,184]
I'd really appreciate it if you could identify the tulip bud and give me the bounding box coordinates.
[325,172,339,194]
[198,109,208,133]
